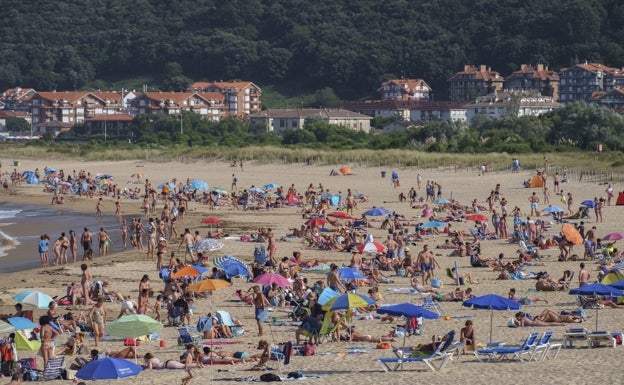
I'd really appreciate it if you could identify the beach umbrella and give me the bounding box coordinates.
[363,207,389,216]
[542,206,565,214]
[187,279,231,293]
[263,183,279,190]
[356,241,386,254]
[432,198,450,204]
[607,279,624,290]
[12,290,54,309]
[339,166,352,175]
[7,317,36,331]
[44,168,57,176]
[581,200,596,208]
[420,221,447,229]
[249,186,265,194]
[193,238,224,252]
[327,211,354,219]
[171,265,203,280]
[201,217,222,225]
[569,283,624,331]
[220,259,250,279]
[377,303,440,346]
[562,223,583,245]
[318,287,340,306]
[105,314,163,339]
[466,214,488,222]
[305,217,328,228]
[322,293,375,314]
[76,357,142,381]
[602,233,624,241]
[253,273,292,287]
[211,186,228,195]
[188,179,209,191]
[0,320,15,334]
[337,267,365,280]
[463,294,521,343]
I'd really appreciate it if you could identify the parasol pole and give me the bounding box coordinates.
[489,308,493,344]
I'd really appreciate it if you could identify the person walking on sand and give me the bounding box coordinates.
[417,245,439,285]
[180,228,196,263]
[266,228,277,266]
[81,263,91,305]
[88,297,107,347]
[231,174,238,192]
[69,230,78,263]
[579,263,590,287]
[115,200,121,216]
[182,344,196,385]
[528,192,540,217]
[252,286,271,337]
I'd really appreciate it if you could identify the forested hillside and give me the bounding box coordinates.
[1,0,624,99]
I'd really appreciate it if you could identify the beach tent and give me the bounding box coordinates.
[286,193,302,206]
[339,166,352,175]
[616,192,624,206]
[528,175,543,188]
[602,263,624,284]
[14,329,41,351]
[22,171,39,185]
[329,195,341,207]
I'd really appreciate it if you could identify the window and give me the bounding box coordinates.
[279,119,285,128]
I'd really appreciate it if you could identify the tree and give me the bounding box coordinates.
[5,117,30,133]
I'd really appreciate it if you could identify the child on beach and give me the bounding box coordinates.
[38,234,50,267]
[182,344,195,385]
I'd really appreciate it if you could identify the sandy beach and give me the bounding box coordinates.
[0,157,623,384]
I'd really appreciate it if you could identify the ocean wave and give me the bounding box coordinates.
[0,229,19,257]
[0,209,22,221]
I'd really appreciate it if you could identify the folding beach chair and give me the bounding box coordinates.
[176,327,202,346]
[216,310,245,337]
[378,340,450,372]
[42,356,65,381]
[474,332,539,362]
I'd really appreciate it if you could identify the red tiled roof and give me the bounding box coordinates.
[560,62,618,74]
[36,91,91,103]
[448,65,503,81]
[378,78,431,92]
[0,110,30,118]
[142,92,195,105]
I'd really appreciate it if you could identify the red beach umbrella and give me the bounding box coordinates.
[305,217,328,228]
[201,217,222,225]
[466,214,488,222]
[327,212,354,219]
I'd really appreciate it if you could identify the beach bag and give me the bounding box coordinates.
[254,246,267,264]
[259,373,282,382]
[301,342,316,356]
[430,278,442,288]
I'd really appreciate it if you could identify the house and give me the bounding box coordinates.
[29,91,123,125]
[0,110,31,130]
[247,108,372,132]
[32,120,74,137]
[505,64,559,100]
[378,78,431,101]
[338,100,467,123]
[448,65,504,101]
[0,87,36,111]
[558,62,620,104]
[592,87,624,112]
[188,81,262,117]
[131,92,226,121]
[464,90,561,124]
[84,113,135,137]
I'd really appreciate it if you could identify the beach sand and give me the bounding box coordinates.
[0,157,623,384]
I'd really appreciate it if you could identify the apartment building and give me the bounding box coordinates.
[505,64,559,100]
[448,65,504,101]
[377,78,432,101]
[188,81,261,117]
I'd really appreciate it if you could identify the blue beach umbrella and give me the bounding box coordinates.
[377,303,440,320]
[12,290,54,309]
[420,221,447,229]
[318,287,340,306]
[219,259,250,279]
[7,317,36,331]
[211,186,228,195]
[76,357,142,381]
[363,207,389,216]
[263,183,279,189]
[249,186,265,194]
[432,198,450,204]
[188,179,209,191]
[569,283,624,331]
[541,206,565,214]
[193,238,224,252]
[337,267,365,280]
[581,200,596,208]
[463,294,521,343]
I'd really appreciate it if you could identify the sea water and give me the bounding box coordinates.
[0,202,127,274]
